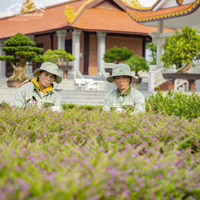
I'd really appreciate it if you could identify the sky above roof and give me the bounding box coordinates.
[0,0,156,18]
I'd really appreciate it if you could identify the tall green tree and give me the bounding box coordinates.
[160,26,200,72]
[0,33,43,81]
[146,42,157,65]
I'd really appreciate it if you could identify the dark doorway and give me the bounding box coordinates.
[83,32,89,75]
[65,39,72,54]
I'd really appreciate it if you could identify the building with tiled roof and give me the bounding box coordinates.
[124,0,200,92]
[123,0,200,68]
[0,0,173,79]
[126,0,200,29]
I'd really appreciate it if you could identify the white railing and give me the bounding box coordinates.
[148,64,200,92]
[148,65,168,92]
[174,79,189,91]
[154,67,168,88]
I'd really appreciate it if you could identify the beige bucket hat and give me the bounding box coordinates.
[33,62,62,84]
[106,63,135,83]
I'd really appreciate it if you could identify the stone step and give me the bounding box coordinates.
[60,89,152,106]
[138,82,148,90]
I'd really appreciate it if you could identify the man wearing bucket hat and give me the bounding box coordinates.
[13,62,63,111]
[103,63,145,114]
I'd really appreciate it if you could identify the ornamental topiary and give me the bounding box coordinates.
[41,49,75,66]
[103,46,133,64]
[125,55,149,77]
[0,33,43,81]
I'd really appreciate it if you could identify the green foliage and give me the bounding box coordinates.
[146,88,200,120]
[41,49,75,66]
[160,26,200,69]
[103,46,133,64]
[1,106,200,199]
[0,101,10,108]
[0,33,44,81]
[4,33,35,46]
[61,103,103,111]
[146,42,157,65]
[125,55,149,76]
[0,33,43,64]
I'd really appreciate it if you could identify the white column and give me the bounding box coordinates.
[157,21,163,34]
[97,32,106,76]
[149,32,166,69]
[0,40,6,78]
[56,30,66,50]
[70,29,83,78]
[27,35,35,76]
[148,65,156,92]
[26,63,33,77]
[156,21,163,68]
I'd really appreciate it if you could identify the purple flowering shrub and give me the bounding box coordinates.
[0,107,200,199]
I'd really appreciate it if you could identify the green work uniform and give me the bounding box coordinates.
[13,81,62,110]
[103,86,145,114]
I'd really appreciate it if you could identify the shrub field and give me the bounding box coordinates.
[0,90,200,199]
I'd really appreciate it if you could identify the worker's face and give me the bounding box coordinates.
[114,76,130,92]
[38,71,55,90]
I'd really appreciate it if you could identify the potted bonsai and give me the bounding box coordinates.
[160,26,200,80]
[0,33,43,87]
[125,55,149,88]
[41,49,75,78]
[103,46,133,75]
[103,46,133,64]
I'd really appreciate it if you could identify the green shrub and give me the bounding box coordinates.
[0,101,10,108]
[61,103,103,111]
[146,88,200,120]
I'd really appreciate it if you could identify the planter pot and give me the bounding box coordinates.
[7,80,24,87]
[58,65,72,79]
[132,77,142,84]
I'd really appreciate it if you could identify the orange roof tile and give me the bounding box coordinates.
[0,0,86,39]
[0,0,173,40]
[70,7,172,34]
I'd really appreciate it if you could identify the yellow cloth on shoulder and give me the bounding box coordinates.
[31,77,53,95]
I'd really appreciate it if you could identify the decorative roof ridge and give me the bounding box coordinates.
[68,0,127,24]
[127,0,200,23]
[64,0,95,24]
[122,0,152,11]
[0,0,79,20]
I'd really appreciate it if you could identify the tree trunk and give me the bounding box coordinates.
[178,62,193,73]
[8,63,30,81]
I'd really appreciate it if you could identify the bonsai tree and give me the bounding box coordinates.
[125,55,149,78]
[0,33,43,81]
[41,49,75,66]
[103,46,133,64]
[160,26,200,73]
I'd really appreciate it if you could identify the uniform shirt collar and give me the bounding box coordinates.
[117,86,131,97]
[31,77,53,95]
